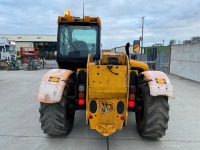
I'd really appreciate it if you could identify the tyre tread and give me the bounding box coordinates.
[136,83,169,139]
[39,94,74,136]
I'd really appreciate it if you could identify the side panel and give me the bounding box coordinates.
[86,54,130,136]
[86,63,129,136]
[88,65,127,98]
[140,71,175,99]
[36,69,73,103]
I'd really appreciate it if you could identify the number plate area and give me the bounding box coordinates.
[99,101,114,114]
[87,98,127,136]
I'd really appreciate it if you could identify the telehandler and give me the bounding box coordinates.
[36,11,174,138]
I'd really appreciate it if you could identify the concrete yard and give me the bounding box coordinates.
[0,61,200,150]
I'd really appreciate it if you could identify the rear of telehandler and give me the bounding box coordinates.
[36,11,174,138]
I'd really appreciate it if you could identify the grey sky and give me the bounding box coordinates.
[0,0,200,49]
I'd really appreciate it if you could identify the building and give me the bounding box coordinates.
[0,34,57,59]
[111,45,141,54]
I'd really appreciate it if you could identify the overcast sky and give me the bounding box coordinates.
[1,0,200,49]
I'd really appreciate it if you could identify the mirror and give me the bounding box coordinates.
[133,40,140,53]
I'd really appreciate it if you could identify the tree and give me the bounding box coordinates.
[169,39,176,45]
[183,40,192,44]
[191,36,200,42]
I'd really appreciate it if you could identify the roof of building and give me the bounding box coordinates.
[0,34,57,42]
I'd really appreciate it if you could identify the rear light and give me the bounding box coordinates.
[129,87,136,93]
[78,92,85,99]
[129,94,135,101]
[78,99,85,105]
[89,115,93,119]
[128,101,135,108]
[79,85,85,92]
[78,84,85,106]
[129,86,136,108]
[120,116,125,120]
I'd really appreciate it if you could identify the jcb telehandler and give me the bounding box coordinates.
[36,11,174,138]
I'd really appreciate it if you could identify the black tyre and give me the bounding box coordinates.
[39,88,75,136]
[135,83,169,139]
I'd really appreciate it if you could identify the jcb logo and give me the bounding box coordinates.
[99,102,114,114]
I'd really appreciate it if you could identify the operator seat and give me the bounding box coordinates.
[72,41,89,56]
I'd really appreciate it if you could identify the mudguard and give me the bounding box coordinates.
[36,69,73,103]
[130,59,149,72]
[139,71,175,99]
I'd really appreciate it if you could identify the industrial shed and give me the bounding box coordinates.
[0,34,57,59]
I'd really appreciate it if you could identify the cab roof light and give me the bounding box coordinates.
[64,10,70,16]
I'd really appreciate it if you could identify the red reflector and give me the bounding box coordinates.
[128,101,135,108]
[120,116,125,120]
[78,99,85,105]
[89,115,93,119]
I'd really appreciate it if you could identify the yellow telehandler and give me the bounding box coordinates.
[36,11,174,138]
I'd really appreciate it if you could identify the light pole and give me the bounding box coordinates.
[141,16,145,54]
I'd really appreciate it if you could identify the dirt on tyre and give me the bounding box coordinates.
[39,88,75,136]
[135,82,170,139]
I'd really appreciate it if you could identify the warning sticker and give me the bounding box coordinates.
[99,101,114,114]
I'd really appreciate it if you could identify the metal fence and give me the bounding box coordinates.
[155,52,169,73]
[134,51,170,73]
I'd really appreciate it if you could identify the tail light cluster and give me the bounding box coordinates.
[78,85,85,106]
[128,86,136,108]
[129,71,137,109]
[77,70,86,107]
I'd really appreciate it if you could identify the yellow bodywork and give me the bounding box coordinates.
[88,65,127,98]
[130,59,149,71]
[58,11,101,26]
[89,98,127,136]
[86,53,130,136]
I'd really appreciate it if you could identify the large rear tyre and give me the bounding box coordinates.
[39,89,74,136]
[135,83,169,139]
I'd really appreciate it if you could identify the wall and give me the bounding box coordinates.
[112,45,140,54]
[170,42,200,82]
